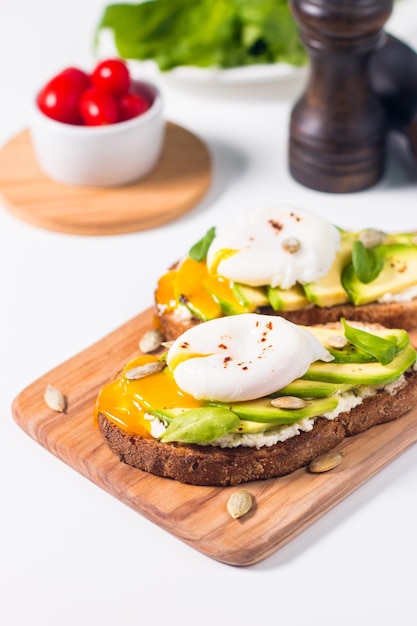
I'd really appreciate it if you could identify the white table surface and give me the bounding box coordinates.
[1,1,417,625]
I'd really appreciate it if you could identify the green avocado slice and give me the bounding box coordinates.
[303,229,356,307]
[233,283,269,308]
[209,396,338,424]
[303,324,410,364]
[271,378,354,397]
[302,344,416,385]
[266,283,309,311]
[342,243,417,305]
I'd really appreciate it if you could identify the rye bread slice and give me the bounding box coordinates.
[158,299,417,342]
[98,366,417,486]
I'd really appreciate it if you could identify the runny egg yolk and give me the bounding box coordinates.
[155,255,245,321]
[94,355,202,437]
[206,248,238,275]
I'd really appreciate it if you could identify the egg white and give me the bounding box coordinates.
[206,205,341,289]
[167,313,333,402]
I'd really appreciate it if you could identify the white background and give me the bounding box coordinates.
[1,1,417,625]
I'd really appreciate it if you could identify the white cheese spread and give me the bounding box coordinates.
[378,285,417,303]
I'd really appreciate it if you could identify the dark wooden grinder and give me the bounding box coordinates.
[288,0,394,193]
[370,33,417,161]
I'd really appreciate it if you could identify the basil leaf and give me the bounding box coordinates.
[188,227,216,262]
[351,240,384,283]
[341,318,397,366]
[159,406,239,443]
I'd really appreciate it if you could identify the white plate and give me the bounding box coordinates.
[137,60,306,86]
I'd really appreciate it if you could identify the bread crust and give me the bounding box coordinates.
[98,367,417,486]
[158,299,417,341]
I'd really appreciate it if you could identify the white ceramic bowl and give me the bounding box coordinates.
[30,80,164,187]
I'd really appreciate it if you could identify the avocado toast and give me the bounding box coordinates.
[95,315,417,486]
[155,206,417,341]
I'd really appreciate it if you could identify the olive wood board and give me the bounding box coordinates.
[12,308,417,566]
[0,123,211,235]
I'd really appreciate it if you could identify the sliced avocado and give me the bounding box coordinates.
[209,396,338,424]
[266,283,309,311]
[151,405,324,437]
[303,325,409,364]
[305,324,409,349]
[303,229,356,307]
[233,283,269,308]
[384,232,417,246]
[342,243,417,305]
[231,419,286,434]
[271,378,354,397]
[381,330,410,353]
[302,344,416,385]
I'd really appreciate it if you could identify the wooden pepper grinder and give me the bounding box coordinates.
[369,33,417,159]
[288,0,393,193]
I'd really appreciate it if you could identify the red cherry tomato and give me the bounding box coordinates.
[79,87,120,125]
[36,68,89,124]
[59,67,90,92]
[91,59,131,96]
[118,92,151,121]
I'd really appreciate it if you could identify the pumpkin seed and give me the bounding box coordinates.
[282,237,301,254]
[44,384,67,413]
[308,451,346,473]
[270,396,308,409]
[358,228,386,248]
[138,329,163,353]
[326,334,348,349]
[227,490,253,519]
[125,360,165,380]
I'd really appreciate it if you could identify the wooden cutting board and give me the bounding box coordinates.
[0,123,211,235]
[12,308,417,566]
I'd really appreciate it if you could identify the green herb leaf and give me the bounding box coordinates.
[351,240,384,284]
[159,406,239,443]
[188,227,216,262]
[341,318,397,366]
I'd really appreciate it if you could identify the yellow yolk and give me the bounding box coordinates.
[206,248,238,274]
[175,257,222,320]
[94,355,202,437]
[155,256,248,320]
[155,269,177,312]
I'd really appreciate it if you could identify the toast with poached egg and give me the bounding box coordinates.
[155,206,417,341]
[95,314,417,486]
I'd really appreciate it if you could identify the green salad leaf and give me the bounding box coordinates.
[96,0,307,71]
[188,227,216,262]
[351,240,384,284]
[341,318,397,366]
[159,406,240,443]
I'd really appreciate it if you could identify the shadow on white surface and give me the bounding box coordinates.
[253,441,417,570]
[382,131,417,189]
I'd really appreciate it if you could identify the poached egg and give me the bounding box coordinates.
[206,205,341,289]
[167,313,333,402]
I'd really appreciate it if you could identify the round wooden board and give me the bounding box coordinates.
[0,123,211,235]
